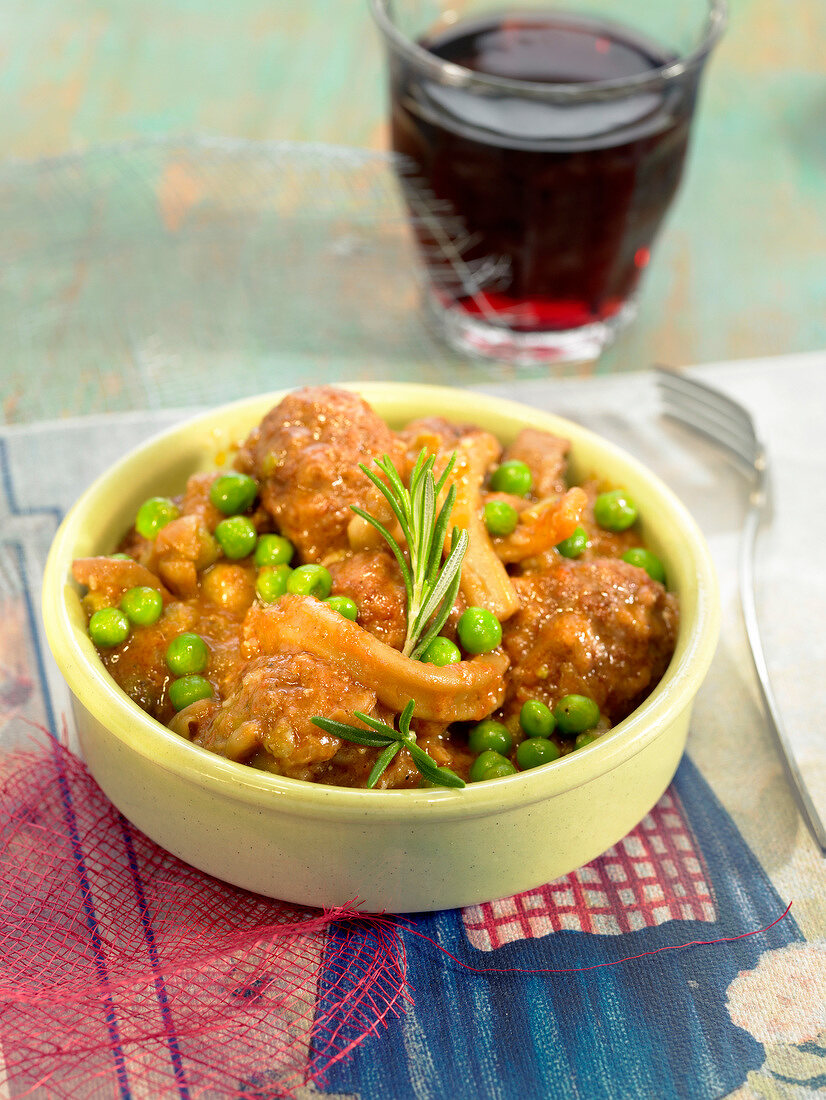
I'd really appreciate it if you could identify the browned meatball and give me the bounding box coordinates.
[328,550,408,650]
[399,416,473,460]
[183,649,378,779]
[327,547,470,653]
[502,428,570,497]
[502,558,679,723]
[238,386,406,563]
[180,472,226,531]
[325,546,471,655]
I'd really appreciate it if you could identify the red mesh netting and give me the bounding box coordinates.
[0,736,409,1099]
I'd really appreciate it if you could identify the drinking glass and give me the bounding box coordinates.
[370,0,727,365]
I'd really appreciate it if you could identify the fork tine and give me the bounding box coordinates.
[654,365,756,435]
[660,407,759,477]
[658,386,759,466]
[658,384,756,444]
[659,389,758,455]
[657,378,757,453]
[655,367,760,472]
[657,372,755,436]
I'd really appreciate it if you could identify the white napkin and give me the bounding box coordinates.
[473,351,826,931]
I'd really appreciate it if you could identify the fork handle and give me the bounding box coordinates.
[740,496,826,855]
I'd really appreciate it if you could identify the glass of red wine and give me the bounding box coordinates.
[370,0,727,365]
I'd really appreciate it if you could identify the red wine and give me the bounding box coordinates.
[390,11,698,332]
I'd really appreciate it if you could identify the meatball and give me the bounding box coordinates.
[326,549,469,653]
[238,386,406,563]
[180,472,226,531]
[399,416,475,459]
[502,558,679,723]
[185,649,378,779]
[502,428,570,497]
[328,550,408,650]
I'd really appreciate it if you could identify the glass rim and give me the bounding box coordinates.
[368,0,728,101]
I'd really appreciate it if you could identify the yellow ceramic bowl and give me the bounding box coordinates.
[43,383,719,912]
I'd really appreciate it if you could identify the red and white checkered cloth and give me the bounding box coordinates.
[463,790,715,950]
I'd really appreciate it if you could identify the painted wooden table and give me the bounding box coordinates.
[1,0,825,419]
[1,7,825,1094]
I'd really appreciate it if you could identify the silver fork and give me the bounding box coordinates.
[656,365,826,856]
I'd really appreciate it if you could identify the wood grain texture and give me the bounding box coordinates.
[0,0,823,414]
[599,0,826,372]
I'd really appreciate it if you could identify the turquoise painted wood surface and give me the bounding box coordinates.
[0,0,824,419]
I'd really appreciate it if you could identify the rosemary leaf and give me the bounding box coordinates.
[405,740,465,789]
[349,505,414,604]
[351,448,469,659]
[376,454,409,507]
[410,546,466,660]
[404,738,441,779]
[358,463,410,536]
[410,456,429,570]
[311,700,465,789]
[309,716,390,748]
[398,700,416,734]
[417,471,435,579]
[352,709,405,739]
[408,450,428,495]
[410,527,469,643]
[427,483,457,584]
[367,742,401,788]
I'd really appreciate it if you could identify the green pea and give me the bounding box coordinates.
[594,489,637,532]
[484,500,519,537]
[420,636,462,667]
[575,731,599,749]
[120,586,163,626]
[286,564,332,600]
[214,516,258,560]
[516,737,561,770]
[254,533,295,568]
[622,547,666,584]
[468,719,512,756]
[556,526,588,559]
[209,472,259,515]
[469,750,518,782]
[166,632,208,676]
[135,497,180,540]
[169,674,213,712]
[88,607,130,648]
[324,595,359,621]
[553,694,600,736]
[256,564,292,603]
[519,699,556,738]
[109,553,132,561]
[489,460,532,497]
[457,607,502,655]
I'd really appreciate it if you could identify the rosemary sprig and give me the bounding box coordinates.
[311,700,465,789]
[351,449,469,659]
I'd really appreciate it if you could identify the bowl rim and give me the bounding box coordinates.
[43,382,720,823]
